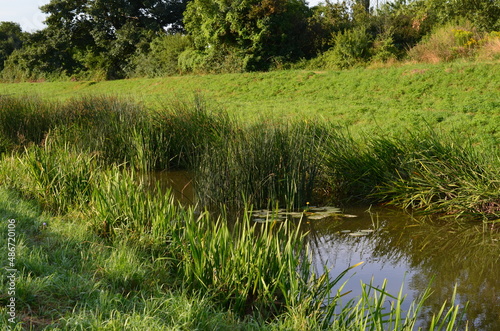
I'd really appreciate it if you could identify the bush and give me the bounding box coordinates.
[370,33,398,63]
[128,34,193,77]
[324,27,372,69]
[408,24,482,63]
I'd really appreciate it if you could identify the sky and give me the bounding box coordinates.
[0,0,51,32]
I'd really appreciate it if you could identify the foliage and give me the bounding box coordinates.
[1,28,78,81]
[183,0,314,71]
[307,0,352,53]
[325,27,372,69]
[0,22,24,72]
[127,34,194,77]
[408,24,484,63]
[4,0,189,79]
[420,0,500,31]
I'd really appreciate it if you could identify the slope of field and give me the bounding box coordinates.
[1,61,499,144]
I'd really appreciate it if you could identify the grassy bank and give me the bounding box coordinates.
[0,181,465,330]
[0,94,498,219]
[0,82,495,328]
[1,61,499,148]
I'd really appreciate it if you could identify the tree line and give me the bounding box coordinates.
[1,0,499,81]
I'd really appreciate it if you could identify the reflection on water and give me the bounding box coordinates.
[304,206,500,330]
[146,170,195,205]
[150,172,499,330]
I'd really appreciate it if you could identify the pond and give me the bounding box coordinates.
[303,206,500,331]
[158,171,500,330]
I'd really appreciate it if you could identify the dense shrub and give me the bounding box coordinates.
[128,34,193,77]
[408,24,490,63]
[324,27,372,69]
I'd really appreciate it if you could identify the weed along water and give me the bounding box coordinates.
[154,168,500,330]
[2,94,499,328]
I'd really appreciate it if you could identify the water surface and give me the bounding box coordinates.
[158,172,500,330]
[304,206,500,330]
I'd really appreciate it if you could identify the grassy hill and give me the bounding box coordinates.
[1,61,499,146]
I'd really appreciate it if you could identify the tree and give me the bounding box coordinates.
[0,22,24,71]
[420,0,500,31]
[308,1,351,53]
[2,28,80,81]
[184,0,314,71]
[38,0,188,78]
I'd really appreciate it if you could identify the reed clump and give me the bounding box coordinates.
[11,139,99,214]
[324,130,500,220]
[173,211,345,321]
[195,121,330,210]
[147,95,234,170]
[90,167,184,241]
[0,94,498,221]
[0,95,57,150]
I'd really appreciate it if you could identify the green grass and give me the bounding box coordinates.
[0,187,466,330]
[0,64,494,328]
[1,61,499,147]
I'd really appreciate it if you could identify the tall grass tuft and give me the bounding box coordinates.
[375,132,500,220]
[56,95,149,166]
[196,121,329,210]
[324,131,405,204]
[15,137,98,214]
[0,95,57,149]
[148,95,234,170]
[329,280,466,330]
[90,167,183,241]
[173,209,350,322]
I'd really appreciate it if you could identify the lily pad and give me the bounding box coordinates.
[323,207,342,213]
[307,214,330,220]
[349,232,369,237]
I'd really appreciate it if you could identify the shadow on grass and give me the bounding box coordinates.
[0,189,237,330]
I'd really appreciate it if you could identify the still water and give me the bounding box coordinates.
[158,171,500,330]
[304,207,500,330]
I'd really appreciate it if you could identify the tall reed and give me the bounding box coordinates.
[330,281,466,330]
[15,137,98,214]
[324,129,500,220]
[56,95,149,166]
[148,95,233,170]
[173,208,351,322]
[195,121,329,210]
[90,167,183,240]
[374,132,500,219]
[0,95,57,149]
